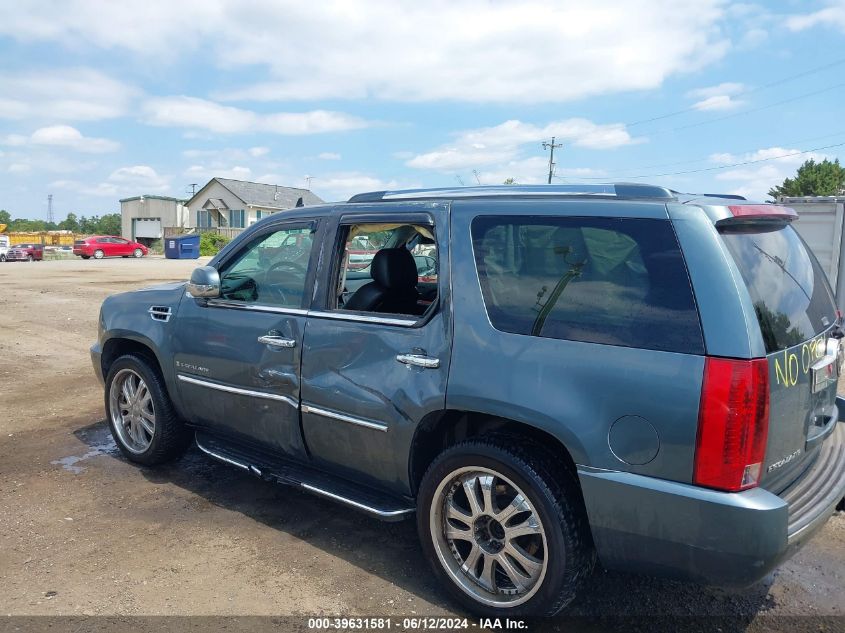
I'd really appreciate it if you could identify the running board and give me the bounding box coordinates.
[194,432,415,522]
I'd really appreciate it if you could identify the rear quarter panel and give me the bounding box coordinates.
[446,199,705,481]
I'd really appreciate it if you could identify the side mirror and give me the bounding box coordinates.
[187,265,221,299]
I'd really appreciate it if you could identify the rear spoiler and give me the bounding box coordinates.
[715,204,798,226]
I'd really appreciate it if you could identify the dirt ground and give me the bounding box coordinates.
[0,258,843,628]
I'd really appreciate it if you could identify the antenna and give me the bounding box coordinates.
[304,175,316,189]
[472,170,482,185]
[187,183,198,197]
[47,194,53,224]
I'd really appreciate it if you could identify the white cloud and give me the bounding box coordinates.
[686,82,745,111]
[7,163,31,173]
[248,146,270,157]
[310,172,420,202]
[52,164,170,197]
[185,164,253,181]
[318,152,341,160]
[142,96,369,135]
[1,1,729,103]
[0,68,138,121]
[32,125,119,153]
[408,118,640,172]
[2,125,119,153]
[710,147,829,200]
[786,3,845,32]
[692,95,743,111]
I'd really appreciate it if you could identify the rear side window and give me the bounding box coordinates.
[720,223,836,353]
[471,216,704,354]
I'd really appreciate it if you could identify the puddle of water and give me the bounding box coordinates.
[51,439,117,474]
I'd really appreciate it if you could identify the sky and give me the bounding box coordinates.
[1,0,844,221]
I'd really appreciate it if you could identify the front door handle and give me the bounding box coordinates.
[396,353,440,369]
[258,335,296,348]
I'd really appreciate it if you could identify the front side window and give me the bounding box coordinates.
[471,216,703,354]
[332,222,438,317]
[217,225,315,308]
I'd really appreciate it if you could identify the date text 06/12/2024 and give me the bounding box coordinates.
[306,617,528,630]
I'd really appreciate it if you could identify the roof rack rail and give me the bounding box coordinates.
[348,183,676,203]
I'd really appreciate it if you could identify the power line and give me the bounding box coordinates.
[556,141,845,181]
[626,56,845,128]
[606,129,845,174]
[653,82,845,135]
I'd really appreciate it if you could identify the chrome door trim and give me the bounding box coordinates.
[307,310,417,327]
[300,482,414,518]
[205,299,309,316]
[177,374,298,409]
[301,403,388,432]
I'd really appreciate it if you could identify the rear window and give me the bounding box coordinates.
[471,216,704,354]
[720,223,836,353]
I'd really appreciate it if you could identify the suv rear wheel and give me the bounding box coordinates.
[417,435,593,617]
[105,354,192,465]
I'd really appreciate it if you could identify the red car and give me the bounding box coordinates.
[73,236,148,260]
[5,243,44,262]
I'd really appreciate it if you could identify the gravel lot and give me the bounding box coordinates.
[0,258,843,628]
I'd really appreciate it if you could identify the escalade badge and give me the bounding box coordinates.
[767,449,801,473]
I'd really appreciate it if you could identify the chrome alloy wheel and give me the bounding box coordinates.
[430,467,548,608]
[109,368,155,453]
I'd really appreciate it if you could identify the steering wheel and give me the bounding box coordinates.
[264,260,307,304]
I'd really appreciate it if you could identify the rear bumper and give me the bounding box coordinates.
[578,422,845,586]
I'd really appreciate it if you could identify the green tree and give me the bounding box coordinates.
[503,178,516,185]
[96,213,121,235]
[0,209,10,226]
[59,212,80,232]
[768,158,845,199]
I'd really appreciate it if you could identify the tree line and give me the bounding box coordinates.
[0,209,121,235]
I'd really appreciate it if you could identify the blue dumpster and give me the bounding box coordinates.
[164,234,200,259]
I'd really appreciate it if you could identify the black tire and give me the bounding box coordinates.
[27,255,33,262]
[104,354,192,465]
[133,248,143,258]
[94,249,104,259]
[417,434,594,618]
[81,255,90,260]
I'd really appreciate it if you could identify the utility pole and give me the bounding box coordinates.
[454,175,465,186]
[472,170,482,185]
[47,194,53,224]
[542,137,563,184]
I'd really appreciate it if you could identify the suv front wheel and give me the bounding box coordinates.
[105,354,192,465]
[417,435,594,617]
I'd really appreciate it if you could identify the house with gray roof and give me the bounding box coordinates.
[185,177,324,230]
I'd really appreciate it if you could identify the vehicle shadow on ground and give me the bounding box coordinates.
[74,420,774,628]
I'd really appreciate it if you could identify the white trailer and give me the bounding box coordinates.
[781,196,845,308]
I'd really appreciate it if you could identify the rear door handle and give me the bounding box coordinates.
[258,335,296,348]
[396,353,440,369]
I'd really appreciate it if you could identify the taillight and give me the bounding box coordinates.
[694,357,769,492]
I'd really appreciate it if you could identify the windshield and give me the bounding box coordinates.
[720,223,836,353]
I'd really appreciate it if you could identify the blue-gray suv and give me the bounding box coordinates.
[91,184,845,617]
